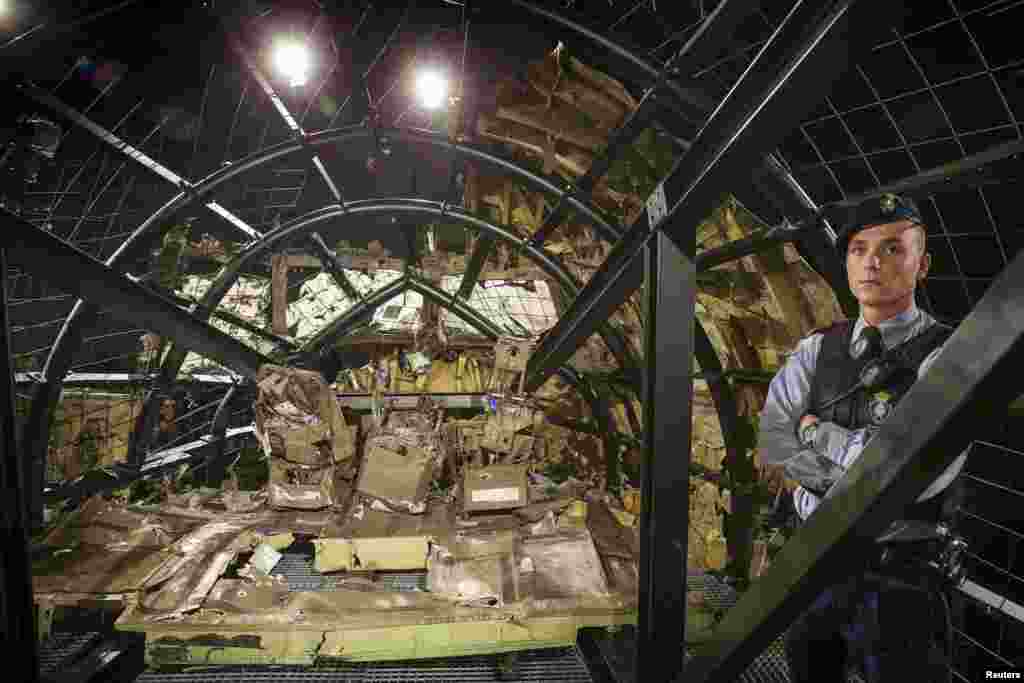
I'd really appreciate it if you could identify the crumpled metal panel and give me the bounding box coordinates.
[33,544,176,594]
[585,500,638,560]
[494,337,534,372]
[42,497,195,550]
[481,412,536,454]
[427,546,517,607]
[326,502,455,539]
[203,576,289,612]
[462,464,529,513]
[312,536,431,573]
[33,498,209,596]
[356,442,434,514]
[139,519,264,621]
[521,531,610,599]
[601,555,639,601]
[255,364,350,510]
[222,489,267,512]
[427,529,519,607]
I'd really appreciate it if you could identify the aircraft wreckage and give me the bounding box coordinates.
[31,341,643,668]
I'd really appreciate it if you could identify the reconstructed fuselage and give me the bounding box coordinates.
[33,364,640,667]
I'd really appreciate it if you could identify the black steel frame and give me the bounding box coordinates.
[1,208,271,379]
[0,243,40,680]
[10,1,1024,681]
[17,115,643,515]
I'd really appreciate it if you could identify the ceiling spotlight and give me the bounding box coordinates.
[416,70,448,110]
[273,42,311,88]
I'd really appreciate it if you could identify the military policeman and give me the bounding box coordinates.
[758,193,967,681]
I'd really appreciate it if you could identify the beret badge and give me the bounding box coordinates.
[879,193,897,214]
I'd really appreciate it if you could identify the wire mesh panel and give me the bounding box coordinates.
[948,439,1024,678]
[766,0,1024,324]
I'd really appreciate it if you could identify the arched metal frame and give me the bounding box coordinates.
[14,6,859,680]
[160,198,626,387]
[23,1,839,507]
[9,2,1024,683]
[22,124,649,515]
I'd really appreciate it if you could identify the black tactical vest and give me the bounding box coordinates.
[807,319,962,522]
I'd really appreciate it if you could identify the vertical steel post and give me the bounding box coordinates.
[205,385,239,488]
[0,246,41,680]
[636,229,696,682]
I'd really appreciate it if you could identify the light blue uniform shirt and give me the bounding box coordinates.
[758,301,967,521]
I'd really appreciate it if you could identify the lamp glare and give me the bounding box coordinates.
[416,71,448,110]
[274,43,310,87]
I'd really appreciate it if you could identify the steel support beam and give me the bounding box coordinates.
[128,126,623,246]
[22,119,656,520]
[408,277,502,340]
[16,372,241,386]
[695,218,811,271]
[525,0,866,393]
[20,83,262,242]
[43,426,255,504]
[635,230,695,682]
[1,208,270,379]
[205,385,240,487]
[227,31,345,203]
[684,232,1024,683]
[176,294,297,352]
[127,387,163,467]
[825,136,1024,218]
[0,245,40,681]
[298,275,409,354]
[337,393,487,411]
[457,234,496,301]
[308,232,362,301]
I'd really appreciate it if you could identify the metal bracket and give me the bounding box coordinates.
[646,183,668,230]
[37,603,55,644]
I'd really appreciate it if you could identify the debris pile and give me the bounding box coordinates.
[32,339,644,666]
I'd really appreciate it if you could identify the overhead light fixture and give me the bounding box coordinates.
[415,70,448,110]
[273,41,311,88]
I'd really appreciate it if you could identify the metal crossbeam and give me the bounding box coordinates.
[15,372,241,386]
[408,277,502,339]
[1,208,270,379]
[685,237,1024,683]
[824,136,1024,217]
[42,426,255,504]
[337,393,488,410]
[457,234,495,300]
[20,83,262,241]
[227,32,345,203]
[308,232,362,301]
[525,0,867,393]
[206,384,241,487]
[299,275,409,354]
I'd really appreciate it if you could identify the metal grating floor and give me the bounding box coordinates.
[39,631,105,677]
[273,548,427,592]
[686,573,864,683]
[135,647,592,682]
